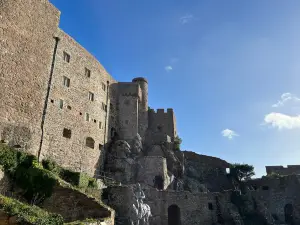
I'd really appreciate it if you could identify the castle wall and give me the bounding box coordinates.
[148,108,177,141]
[132,78,148,139]
[246,175,300,224]
[0,0,60,155]
[266,165,300,176]
[41,29,117,176]
[104,186,222,225]
[117,83,140,140]
[137,156,169,189]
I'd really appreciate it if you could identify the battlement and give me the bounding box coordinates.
[148,108,174,114]
[266,165,300,176]
[132,77,148,84]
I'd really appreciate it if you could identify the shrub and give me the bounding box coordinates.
[174,136,182,151]
[0,194,64,225]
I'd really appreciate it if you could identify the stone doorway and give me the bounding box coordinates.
[285,203,294,224]
[168,204,181,225]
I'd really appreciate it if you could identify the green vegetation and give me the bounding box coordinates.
[174,136,182,151]
[229,163,255,182]
[0,194,63,225]
[42,158,98,190]
[0,143,57,202]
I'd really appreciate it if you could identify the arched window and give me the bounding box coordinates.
[85,137,95,149]
[168,204,181,225]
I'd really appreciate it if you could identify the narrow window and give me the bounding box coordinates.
[86,137,95,149]
[94,119,97,123]
[85,113,90,122]
[63,52,70,63]
[50,99,54,103]
[102,102,106,111]
[99,121,102,129]
[85,68,91,78]
[63,128,71,139]
[102,82,106,91]
[110,103,113,112]
[59,99,64,109]
[88,92,94,101]
[208,203,213,210]
[63,76,70,87]
[79,112,82,115]
[99,144,103,150]
[67,105,72,110]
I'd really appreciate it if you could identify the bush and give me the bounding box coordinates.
[0,144,57,202]
[0,194,64,225]
[174,136,182,151]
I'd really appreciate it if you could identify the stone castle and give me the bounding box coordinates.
[1,1,300,225]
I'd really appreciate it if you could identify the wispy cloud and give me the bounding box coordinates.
[272,93,300,108]
[165,66,173,72]
[264,112,300,130]
[179,14,195,25]
[221,129,239,140]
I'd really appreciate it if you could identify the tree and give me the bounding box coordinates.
[229,163,255,182]
[174,136,182,151]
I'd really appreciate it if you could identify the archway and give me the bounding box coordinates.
[285,203,294,224]
[168,204,181,225]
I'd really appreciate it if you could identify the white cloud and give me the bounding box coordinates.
[221,129,239,140]
[164,66,173,72]
[179,14,194,25]
[272,93,300,108]
[264,112,300,130]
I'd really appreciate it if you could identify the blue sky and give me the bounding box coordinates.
[50,0,300,177]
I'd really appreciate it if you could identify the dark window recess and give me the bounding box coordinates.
[79,112,82,115]
[63,128,71,139]
[262,186,269,190]
[13,145,21,149]
[110,103,113,112]
[63,52,70,63]
[50,99,54,103]
[94,119,97,123]
[85,68,91,78]
[99,144,103,150]
[86,137,95,149]
[208,203,213,210]
[67,105,72,110]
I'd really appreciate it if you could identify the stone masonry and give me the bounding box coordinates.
[0,0,177,177]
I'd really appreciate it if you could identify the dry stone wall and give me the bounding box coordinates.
[0,0,60,155]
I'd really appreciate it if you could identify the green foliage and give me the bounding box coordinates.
[229,163,255,182]
[0,194,64,225]
[174,136,182,151]
[266,172,282,178]
[0,143,57,202]
[42,158,98,190]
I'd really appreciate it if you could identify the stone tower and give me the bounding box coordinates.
[132,77,149,139]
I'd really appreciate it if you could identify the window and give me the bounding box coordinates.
[102,82,106,91]
[262,186,269,191]
[99,144,103,150]
[63,128,71,139]
[63,52,70,63]
[85,113,90,122]
[94,119,97,123]
[79,112,82,115]
[50,99,54,103]
[63,76,70,87]
[67,105,72,110]
[85,68,91,78]
[99,121,102,129]
[208,203,213,210]
[85,137,95,149]
[110,103,113,112]
[59,99,64,109]
[88,92,94,101]
[102,102,107,111]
